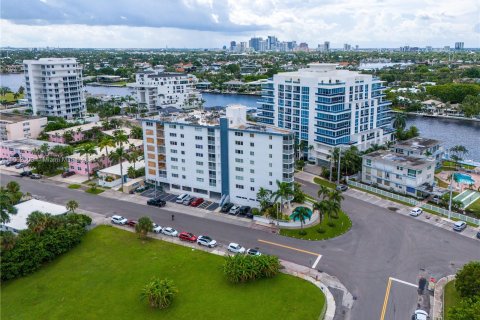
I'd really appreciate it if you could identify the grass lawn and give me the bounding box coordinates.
[465,197,480,217]
[313,177,336,189]
[280,210,352,240]
[68,184,82,189]
[0,92,24,102]
[85,187,104,195]
[0,226,326,320]
[444,280,461,320]
[435,177,449,188]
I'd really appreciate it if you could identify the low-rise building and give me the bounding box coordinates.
[97,160,145,188]
[0,139,67,163]
[392,137,443,167]
[0,113,47,141]
[47,122,103,143]
[141,105,295,207]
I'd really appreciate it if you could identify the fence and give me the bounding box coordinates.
[348,181,480,226]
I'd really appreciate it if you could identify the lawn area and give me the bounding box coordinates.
[313,177,336,189]
[68,184,82,189]
[466,197,480,216]
[435,177,449,188]
[0,92,24,102]
[85,187,104,194]
[0,226,325,320]
[444,280,461,320]
[280,210,352,240]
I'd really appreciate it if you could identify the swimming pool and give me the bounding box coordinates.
[453,173,476,185]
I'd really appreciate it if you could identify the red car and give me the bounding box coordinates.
[126,220,137,227]
[190,198,204,207]
[179,232,197,242]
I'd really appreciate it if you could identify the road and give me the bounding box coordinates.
[2,173,479,320]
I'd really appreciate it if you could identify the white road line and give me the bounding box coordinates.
[390,277,417,288]
[312,254,322,269]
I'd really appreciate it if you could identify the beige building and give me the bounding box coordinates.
[0,113,47,141]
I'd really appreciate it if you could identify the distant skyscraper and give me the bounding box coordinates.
[343,43,351,51]
[23,58,86,119]
[298,42,309,51]
[324,41,330,52]
[355,45,359,51]
[454,42,464,50]
[249,37,263,51]
[267,35,278,50]
[230,41,237,52]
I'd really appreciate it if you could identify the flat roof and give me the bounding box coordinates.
[99,160,145,176]
[365,150,433,168]
[0,113,46,123]
[0,139,67,151]
[3,199,67,231]
[394,137,441,150]
[46,122,102,136]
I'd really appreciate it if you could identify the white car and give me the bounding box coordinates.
[111,215,128,225]
[412,309,428,320]
[229,205,241,215]
[228,243,246,254]
[246,248,262,256]
[152,223,163,233]
[161,227,178,237]
[175,193,189,203]
[410,207,423,217]
[0,159,8,165]
[197,235,217,248]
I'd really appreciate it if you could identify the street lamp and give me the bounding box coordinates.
[448,174,453,220]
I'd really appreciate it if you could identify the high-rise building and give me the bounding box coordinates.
[23,58,86,119]
[131,70,202,113]
[257,63,393,164]
[249,37,263,51]
[324,41,330,52]
[230,41,237,51]
[454,42,464,50]
[141,105,295,206]
[267,35,278,50]
[343,44,351,51]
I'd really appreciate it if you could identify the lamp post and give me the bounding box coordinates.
[448,174,453,220]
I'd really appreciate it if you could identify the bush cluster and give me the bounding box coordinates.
[223,254,280,283]
[1,213,92,281]
[448,261,480,319]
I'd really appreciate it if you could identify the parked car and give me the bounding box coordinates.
[5,161,19,167]
[336,184,348,192]
[221,202,234,213]
[476,231,480,239]
[238,206,251,216]
[246,248,262,256]
[175,193,189,203]
[135,185,148,193]
[197,235,217,248]
[30,173,42,179]
[15,163,27,169]
[111,215,128,225]
[190,197,204,207]
[20,170,32,177]
[61,171,76,178]
[179,232,197,242]
[161,227,178,237]
[411,309,428,320]
[182,195,194,205]
[0,159,8,165]
[152,223,163,233]
[147,197,166,207]
[126,220,137,227]
[409,207,423,217]
[453,221,467,232]
[432,195,441,205]
[229,205,241,215]
[227,243,246,254]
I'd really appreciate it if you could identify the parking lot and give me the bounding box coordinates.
[140,189,220,211]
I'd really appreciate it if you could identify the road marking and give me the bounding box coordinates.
[380,277,392,320]
[312,255,322,269]
[390,277,417,288]
[258,239,320,256]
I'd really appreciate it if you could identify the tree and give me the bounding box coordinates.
[317,185,330,200]
[98,135,115,162]
[393,112,407,130]
[127,166,136,179]
[292,182,306,204]
[455,261,480,298]
[312,200,330,224]
[62,130,74,144]
[5,181,22,203]
[461,95,480,118]
[256,187,272,212]
[78,144,98,180]
[135,216,153,239]
[290,206,311,229]
[26,211,51,234]
[271,180,293,220]
[66,200,79,213]
[113,129,129,146]
[109,147,127,191]
[447,296,480,320]
[0,231,17,251]
[0,188,17,224]
[130,126,143,139]
[141,278,178,309]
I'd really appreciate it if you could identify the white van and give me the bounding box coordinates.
[175,193,189,203]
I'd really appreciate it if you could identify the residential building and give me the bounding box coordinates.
[0,139,67,163]
[392,137,443,168]
[46,122,103,143]
[141,105,295,207]
[97,160,145,189]
[257,63,393,165]
[361,150,436,198]
[23,58,86,119]
[249,37,264,51]
[0,113,47,141]
[130,71,202,113]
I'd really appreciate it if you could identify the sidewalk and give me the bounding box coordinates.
[432,275,455,320]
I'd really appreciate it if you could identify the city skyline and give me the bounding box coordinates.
[1,0,479,49]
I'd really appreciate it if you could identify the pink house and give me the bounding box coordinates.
[0,139,68,164]
[47,122,103,144]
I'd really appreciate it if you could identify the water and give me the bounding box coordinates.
[0,73,25,90]
[202,93,258,109]
[453,173,476,184]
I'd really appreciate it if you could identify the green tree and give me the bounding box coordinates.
[78,144,98,180]
[141,278,178,309]
[256,187,272,212]
[135,216,153,239]
[113,129,129,146]
[290,206,311,230]
[109,147,127,191]
[455,261,480,298]
[271,180,293,220]
[26,211,51,234]
[127,166,136,179]
[0,188,18,224]
[312,200,330,224]
[98,135,115,163]
[66,200,79,213]
[0,231,17,251]
[130,126,143,139]
[447,296,480,320]
[5,181,22,203]
[292,182,306,203]
[317,185,330,200]
[393,112,407,130]
[461,95,480,118]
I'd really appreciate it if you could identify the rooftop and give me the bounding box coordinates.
[68,139,143,161]
[394,137,441,151]
[3,199,67,231]
[98,160,145,176]
[365,150,433,168]
[276,63,380,83]
[0,139,67,151]
[0,113,46,123]
[46,122,102,136]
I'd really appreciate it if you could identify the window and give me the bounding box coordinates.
[196,169,204,174]
[269,144,272,149]
[269,172,272,176]
[180,134,184,138]
[195,127,202,132]
[235,167,244,172]
[250,151,254,156]
[235,184,244,189]
[170,141,177,145]
[235,158,244,163]
[182,175,186,179]
[170,149,177,153]
[366,159,371,166]
[250,133,254,138]
[250,169,254,174]
[171,157,178,162]
[269,181,272,186]
[171,165,178,170]
[169,133,177,137]
[269,135,272,140]
[235,141,243,145]
[195,136,203,140]
[250,160,254,165]
[196,161,203,165]
[197,177,204,182]
[235,132,243,136]
[235,176,244,181]
[195,144,203,149]
[269,154,272,158]
[172,173,179,178]
[250,142,254,147]
[250,178,255,183]
[269,163,272,167]
[235,149,243,154]
[196,153,203,157]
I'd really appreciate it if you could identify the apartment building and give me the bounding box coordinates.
[0,113,47,141]
[0,139,67,163]
[130,70,202,113]
[362,150,436,198]
[142,105,295,207]
[257,63,393,165]
[23,58,86,119]
[392,137,443,168]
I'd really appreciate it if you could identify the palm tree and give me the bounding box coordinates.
[135,216,153,239]
[127,166,136,179]
[317,185,330,200]
[328,189,345,207]
[66,200,79,213]
[291,206,311,229]
[141,278,178,309]
[271,180,293,220]
[1,231,17,251]
[26,211,51,234]
[5,181,22,203]
[109,147,127,191]
[0,189,17,224]
[113,129,128,146]
[98,136,115,163]
[78,143,98,180]
[393,112,407,130]
[256,187,272,212]
[312,200,329,224]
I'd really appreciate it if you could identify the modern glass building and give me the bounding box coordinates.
[257,63,394,164]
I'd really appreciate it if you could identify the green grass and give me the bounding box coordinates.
[442,161,476,170]
[0,92,24,102]
[85,188,104,195]
[444,280,462,320]
[465,197,480,214]
[435,177,449,188]
[68,184,81,189]
[280,210,352,240]
[313,177,336,189]
[0,226,326,320]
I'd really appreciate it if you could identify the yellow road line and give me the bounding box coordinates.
[380,277,392,320]
[258,239,320,256]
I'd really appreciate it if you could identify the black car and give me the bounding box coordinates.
[221,202,234,213]
[5,161,19,167]
[147,197,167,207]
[238,206,251,216]
[20,170,33,177]
[476,231,480,240]
[62,171,76,178]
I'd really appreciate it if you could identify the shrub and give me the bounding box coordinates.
[327,222,336,228]
[455,261,480,298]
[223,254,280,283]
[141,278,178,309]
[68,184,81,189]
[251,208,261,216]
[316,228,326,234]
[298,230,307,236]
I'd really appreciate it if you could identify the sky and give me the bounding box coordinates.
[0,0,479,49]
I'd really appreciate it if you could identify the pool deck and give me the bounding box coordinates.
[436,170,480,193]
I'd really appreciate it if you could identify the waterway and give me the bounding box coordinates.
[2,73,479,160]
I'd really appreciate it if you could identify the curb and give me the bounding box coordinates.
[432,274,455,320]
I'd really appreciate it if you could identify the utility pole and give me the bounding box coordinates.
[337,148,342,183]
[448,174,453,219]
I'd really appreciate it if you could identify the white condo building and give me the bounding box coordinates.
[257,63,394,165]
[141,105,295,207]
[23,58,86,119]
[131,71,202,113]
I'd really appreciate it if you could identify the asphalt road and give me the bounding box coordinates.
[2,174,479,320]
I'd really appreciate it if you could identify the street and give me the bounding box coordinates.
[2,173,479,320]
